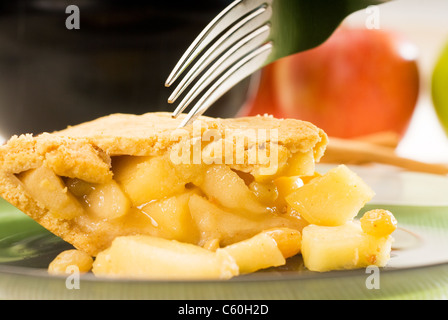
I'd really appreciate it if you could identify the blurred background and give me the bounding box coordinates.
[0,0,249,137]
[0,0,447,166]
[345,0,448,163]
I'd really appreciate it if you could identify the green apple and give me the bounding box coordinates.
[432,41,448,135]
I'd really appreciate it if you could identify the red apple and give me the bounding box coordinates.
[241,27,420,139]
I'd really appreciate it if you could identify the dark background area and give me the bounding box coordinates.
[0,0,251,137]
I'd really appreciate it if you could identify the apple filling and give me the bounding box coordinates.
[17,151,313,247]
[17,150,396,278]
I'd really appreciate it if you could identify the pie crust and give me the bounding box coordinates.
[0,112,328,256]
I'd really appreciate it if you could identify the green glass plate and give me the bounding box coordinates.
[1,164,448,300]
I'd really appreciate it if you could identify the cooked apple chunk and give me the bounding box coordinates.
[66,179,131,220]
[199,164,267,214]
[221,232,286,274]
[263,227,302,258]
[113,155,187,206]
[139,190,200,243]
[286,165,375,226]
[19,166,84,220]
[188,194,304,247]
[92,235,239,280]
[282,150,315,177]
[273,176,304,199]
[301,220,393,272]
[85,181,131,220]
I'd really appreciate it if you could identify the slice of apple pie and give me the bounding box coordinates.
[0,112,396,279]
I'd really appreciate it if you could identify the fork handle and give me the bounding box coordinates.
[265,0,387,66]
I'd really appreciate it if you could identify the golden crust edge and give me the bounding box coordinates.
[0,113,328,256]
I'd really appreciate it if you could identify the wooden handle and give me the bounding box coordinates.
[322,137,448,176]
[354,131,401,149]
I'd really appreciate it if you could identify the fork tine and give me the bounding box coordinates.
[172,24,271,118]
[167,4,271,104]
[165,0,269,87]
[165,0,242,87]
[179,42,273,127]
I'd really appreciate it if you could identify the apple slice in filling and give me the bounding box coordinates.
[14,151,393,278]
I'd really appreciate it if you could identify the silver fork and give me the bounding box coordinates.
[166,0,385,127]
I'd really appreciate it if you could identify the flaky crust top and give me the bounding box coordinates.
[0,112,327,255]
[53,112,328,159]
